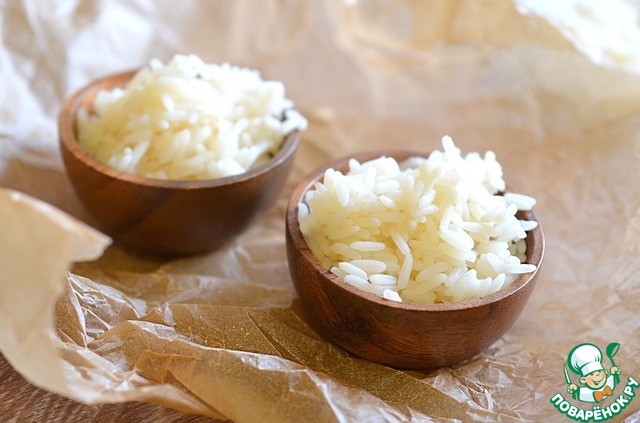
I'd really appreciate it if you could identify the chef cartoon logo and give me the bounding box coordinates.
[550,342,638,422]
[566,343,621,403]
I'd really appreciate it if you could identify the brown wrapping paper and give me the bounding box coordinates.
[1,1,639,421]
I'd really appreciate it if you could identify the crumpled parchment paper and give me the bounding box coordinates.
[1,1,639,421]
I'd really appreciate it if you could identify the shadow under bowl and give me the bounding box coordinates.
[286,150,544,369]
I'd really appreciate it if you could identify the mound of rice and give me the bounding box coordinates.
[77,54,308,180]
[298,136,538,304]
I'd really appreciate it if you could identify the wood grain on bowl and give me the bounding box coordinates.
[59,71,300,256]
[285,151,544,369]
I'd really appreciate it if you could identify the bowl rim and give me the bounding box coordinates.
[286,150,545,312]
[58,69,301,189]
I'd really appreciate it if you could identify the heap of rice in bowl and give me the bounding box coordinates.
[77,54,307,180]
[298,137,538,304]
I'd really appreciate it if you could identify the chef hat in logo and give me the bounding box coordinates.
[568,343,604,377]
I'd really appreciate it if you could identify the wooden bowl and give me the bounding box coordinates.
[59,71,300,256]
[286,151,545,369]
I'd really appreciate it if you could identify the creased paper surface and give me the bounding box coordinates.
[1,1,639,421]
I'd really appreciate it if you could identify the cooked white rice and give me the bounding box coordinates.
[299,136,538,304]
[77,54,307,180]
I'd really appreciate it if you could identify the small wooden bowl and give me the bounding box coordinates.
[286,151,545,369]
[59,71,300,256]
